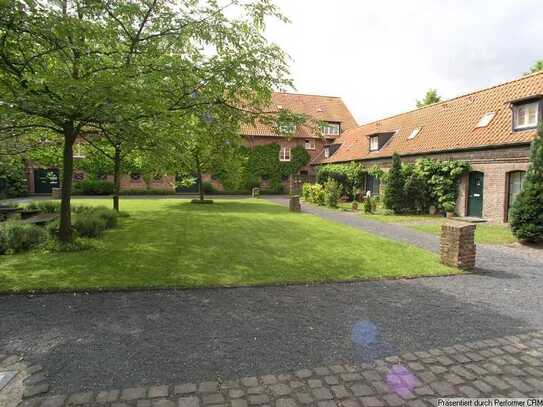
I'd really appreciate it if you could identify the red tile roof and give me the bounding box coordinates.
[241,92,358,138]
[320,71,543,164]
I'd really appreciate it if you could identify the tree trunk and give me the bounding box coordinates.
[59,126,76,242]
[113,146,121,211]
[196,155,204,202]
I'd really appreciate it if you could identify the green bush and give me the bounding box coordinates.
[0,157,27,199]
[302,183,325,205]
[383,153,406,214]
[261,180,284,195]
[26,200,61,213]
[323,179,342,208]
[73,214,107,237]
[363,196,374,214]
[73,180,114,195]
[201,181,216,194]
[510,125,543,242]
[316,162,365,200]
[74,206,119,229]
[442,201,456,213]
[301,183,312,201]
[0,222,48,254]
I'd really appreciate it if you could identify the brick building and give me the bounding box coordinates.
[203,92,358,191]
[317,72,543,223]
[24,92,357,195]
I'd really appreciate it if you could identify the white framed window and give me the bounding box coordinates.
[279,146,291,161]
[476,112,496,128]
[304,139,316,150]
[369,136,379,151]
[408,127,422,140]
[513,102,539,130]
[321,122,340,136]
[324,146,330,158]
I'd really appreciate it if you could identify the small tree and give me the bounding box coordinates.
[416,89,441,108]
[526,60,543,75]
[383,153,405,214]
[510,125,543,242]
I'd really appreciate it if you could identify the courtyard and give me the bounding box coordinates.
[0,198,455,294]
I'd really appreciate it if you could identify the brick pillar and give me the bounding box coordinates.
[440,221,477,270]
[289,195,301,212]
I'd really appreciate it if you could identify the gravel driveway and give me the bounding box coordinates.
[1,197,542,395]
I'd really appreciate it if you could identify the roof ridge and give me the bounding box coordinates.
[273,91,342,99]
[360,70,543,127]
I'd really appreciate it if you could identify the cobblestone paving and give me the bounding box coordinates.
[17,331,543,407]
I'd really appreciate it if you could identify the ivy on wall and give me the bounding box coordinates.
[217,143,310,192]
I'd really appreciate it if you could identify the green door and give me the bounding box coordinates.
[468,171,484,218]
[33,168,60,193]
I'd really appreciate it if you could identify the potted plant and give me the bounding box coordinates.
[443,201,456,218]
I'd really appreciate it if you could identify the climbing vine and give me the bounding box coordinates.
[216,143,310,193]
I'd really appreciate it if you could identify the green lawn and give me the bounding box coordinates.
[0,199,456,293]
[338,203,515,245]
[408,223,516,245]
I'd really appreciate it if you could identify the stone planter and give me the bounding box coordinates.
[51,188,61,199]
[446,211,455,218]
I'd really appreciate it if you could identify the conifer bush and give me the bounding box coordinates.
[510,125,543,242]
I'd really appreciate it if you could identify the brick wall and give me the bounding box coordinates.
[321,145,531,223]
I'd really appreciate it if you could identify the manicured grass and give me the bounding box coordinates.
[408,223,516,245]
[0,199,456,293]
[337,202,516,245]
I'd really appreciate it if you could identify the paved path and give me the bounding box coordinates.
[13,332,543,406]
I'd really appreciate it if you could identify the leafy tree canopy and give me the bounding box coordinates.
[416,89,441,108]
[526,60,543,75]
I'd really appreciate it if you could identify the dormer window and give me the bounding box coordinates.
[513,101,539,130]
[476,112,495,128]
[369,136,379,151]
[408,127,421,140]
[321,122,340,136]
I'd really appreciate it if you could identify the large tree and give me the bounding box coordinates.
[0,0,292,241]
[416,89,441,108]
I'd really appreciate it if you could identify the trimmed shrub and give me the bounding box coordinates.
[383,153,405,214]
[26,200,61,213]
[363,196,373,214]
[73,214,107,237]
[73,180,114,195]
[323,179,342,208]
[301,183,312,201]
[510,125,543,242]
[0,222,48,254]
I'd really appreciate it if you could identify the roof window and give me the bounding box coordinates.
[408,127,421,140]
[476,112,495,128]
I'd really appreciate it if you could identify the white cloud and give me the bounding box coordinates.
[265,0,542,123]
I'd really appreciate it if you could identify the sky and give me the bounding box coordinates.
[264,0,542,124]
